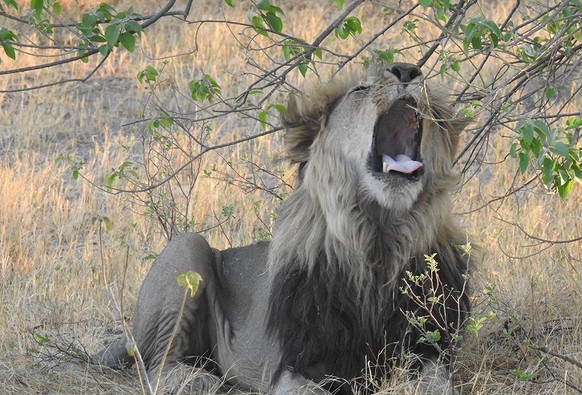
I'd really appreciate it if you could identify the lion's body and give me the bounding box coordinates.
[94,62,473,394]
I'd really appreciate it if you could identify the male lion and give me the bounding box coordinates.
[94,62,473,394]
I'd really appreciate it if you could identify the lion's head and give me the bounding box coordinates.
[283,62,468,212]
[269,62,471,285]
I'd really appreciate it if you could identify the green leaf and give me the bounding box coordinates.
[95,3,115,20]
[471,34,483,50]
[125,20,142,34]
[529,138,542,157]
[106,173,117,189]
[0,28,20,43]
[345,16,362,34]
[125,341,136,357]
[256,0,270,11]
[3,0,18,9]
[335,16,362,39]
[258,103,286,129]
[550,142,570,158]
[282,43,291,60]
[373,48,400,63]
[257,0,284,15]
[467,316,487,334]
[264,11,283,33]
[225,0,233,6]
[509,143,517,159]
[510,369,533,382]
[297,63,308,76]
[89,34,107,43]
[119,32,135,52]
[159,117,173,128]
[251,15,268,36]
[258,110,267,129]
[34,332,49,344]
[98,44,110,56]
[426,330,441,343]
[532,119,549,140]
[566,117,582,130]
[541,156,555,186]
[519,123,534,147]
[189,74,222,102]
[222,204,234,217]
[177,271,203,298]
[483,19,502,45]
[463,23,477,53]
[271,104,286,113]
[81,13,98,28]
[490,32,499,48]
[418,0,431,7]
[557,179,574,200]
[31,0,44,15]
[52,2,61,15]
[518,152,529,173]
[1,43,16,60]
[334,0,344,9]
[403,20,417,32]
[335,25,348,39]
[105,24,121,47]
[314,47,322,59]
[101,216,112,232]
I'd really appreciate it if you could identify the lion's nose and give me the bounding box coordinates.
[389,63,421,83]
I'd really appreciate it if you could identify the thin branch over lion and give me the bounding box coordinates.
[93,62,474,394]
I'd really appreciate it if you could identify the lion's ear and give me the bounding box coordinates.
[446,112,473,155]
[282,94,322,165]
[447,114,473,135]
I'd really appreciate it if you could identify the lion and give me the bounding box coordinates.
[93,62,473,394]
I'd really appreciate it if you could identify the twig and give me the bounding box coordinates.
[154,286,192,394]
[0,53,109,93]
[80,127,283,195]
[496,217,582,245]
[335,4,419,72]
[0,0,181,84]
[417,0,477,68]
[533,346,582,370]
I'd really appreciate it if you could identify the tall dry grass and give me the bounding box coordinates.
[0,0,580,394]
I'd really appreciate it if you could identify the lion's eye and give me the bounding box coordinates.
[350,85,369,94]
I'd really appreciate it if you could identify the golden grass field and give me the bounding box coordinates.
[0,0,580,394]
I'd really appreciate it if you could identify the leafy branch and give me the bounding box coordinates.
[2,0,580,238]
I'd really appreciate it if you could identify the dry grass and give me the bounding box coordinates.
[0,1,580,394]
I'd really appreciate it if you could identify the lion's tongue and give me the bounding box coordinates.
[382,154,423,174]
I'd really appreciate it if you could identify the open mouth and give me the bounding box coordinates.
[369,99,423,179]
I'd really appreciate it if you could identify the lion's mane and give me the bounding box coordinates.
[266,64,472,386]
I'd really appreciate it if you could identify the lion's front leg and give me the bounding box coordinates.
[417,357,459,395]
[135,232,218,366]
[133,233,214,363]
[271,371,332,395]
[125,233,219,391]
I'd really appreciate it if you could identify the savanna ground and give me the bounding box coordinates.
[0,0,580,394]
